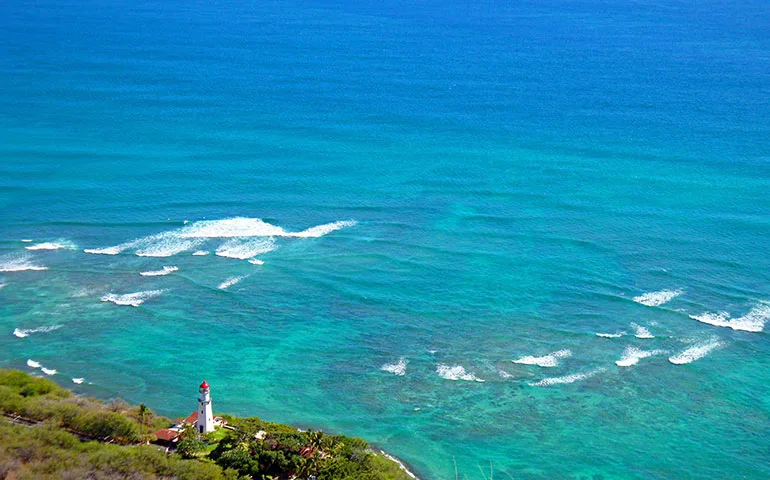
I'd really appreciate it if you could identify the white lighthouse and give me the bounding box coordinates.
[196,380,215,434]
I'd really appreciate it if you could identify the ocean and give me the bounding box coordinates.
[1,0,769,478]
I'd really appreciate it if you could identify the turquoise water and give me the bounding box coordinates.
[1,1,770,478]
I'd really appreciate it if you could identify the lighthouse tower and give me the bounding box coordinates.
[196,380,215,434]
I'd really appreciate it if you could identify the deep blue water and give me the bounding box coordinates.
[1,1,769,478]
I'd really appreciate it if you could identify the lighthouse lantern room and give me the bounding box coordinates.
[197,380,215,434]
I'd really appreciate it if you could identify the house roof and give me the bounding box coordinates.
[154,428,180,442]
[184,411,199,424]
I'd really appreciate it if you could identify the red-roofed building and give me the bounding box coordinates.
[184,411,199,425]
[154,428,180,443]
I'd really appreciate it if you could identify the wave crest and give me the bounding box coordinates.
[85,217,356,259]
[630,323,654,339]
[101,290,164,307]
[615,346,667,367]
[436,364,484,382]
[215,237,276,260]
[381,358,408,376]
[633,289,682,307]
[669,338,723,364]
[25,240,77,251]
[0,254,48,272]
[218,276,245,290]
[13,325,62,338]
[139,266,178,276]
[690,304,769,332]
[529,368,605,387]
[596,331,625,338]
[512,349,572,367]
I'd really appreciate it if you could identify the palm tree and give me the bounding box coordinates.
[138,403,147,438]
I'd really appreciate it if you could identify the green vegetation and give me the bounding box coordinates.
[210,416,412,480]
[0,369,415,480]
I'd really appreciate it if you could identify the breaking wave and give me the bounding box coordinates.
[85,217,356,258]
[0,254,48,272]
[633,289,682,307]
[136,236,204,257]
[139,266,178,276]
[41,367,56,375]
[25,240,77,251]
[13,325,62,338]
[26,359,41,368]
[290,220,358,238]
[596,331,625,338]
[381,358,408,376]
[615,346,667,367]
[192,250,210,256]
[72,378,85,384]
[529,368,605,387]
[513,349,572,367]
[690,304,770,332]
[215,237,276,260]
[101,290,164,307]
[669,338,723,364]
[436,364,485,382]
[630,323,654,339]
[218,276,245,290]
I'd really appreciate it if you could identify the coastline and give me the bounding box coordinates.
[376,449,421,480]
[0,368,419,480]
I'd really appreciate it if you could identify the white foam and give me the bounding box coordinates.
[84,246,123,255]
[596,331,626,338]
[615,346,667,367]
[13,325,62,338]
[101,290,164,307]
[85,218,356,258]
[630,322,654,339]
[0,254,48,272]
[218,276,245,290]
[378,451,419,480]
[690,304,770,333]
[291,220,358,238]
[669,338,723,364]
[72,378,84,384]
[139,266,178,276]
[26,359,41,368]
[215,237,276,260]
[528,368,605,387]
[192,250,210,256]
[381,358,408,376]
[21,239,32,243]
[436,364,485,382]
[633,289,682,307]
[248,258,265,265]
[41,367,56,376]
[135,233,204,257]
[25,240,77,251]
[497,369,514,379]
[179,218,289,238]
[512,349,572,367]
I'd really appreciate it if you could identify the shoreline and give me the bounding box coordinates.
[1,367,421,480]
[375,448,421,480]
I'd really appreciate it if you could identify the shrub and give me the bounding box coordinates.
[176,438,205,459]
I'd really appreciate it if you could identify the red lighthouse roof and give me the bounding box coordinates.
[200,380,209,389]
